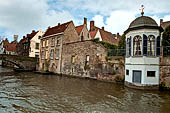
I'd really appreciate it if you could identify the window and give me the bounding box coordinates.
[35,55,39,58]
[126,37,131,56]
[56,37,60,45]
[147,35,155,56]
[56,49,59,59]
[133,35,142,56]
[41,50,44,59]
[147,71,155,77]
[35,43,39,49]
[42,40,45,47]
[85,55,90,65]
[81,33,84,41]
[50,49,54,59]
[156,36,160,56]
[45,39,49,47]
[88,33,90,38]
[71,56,75,63]
[51,38,55,46]
[45,50,48,59]
[126,69,129,75]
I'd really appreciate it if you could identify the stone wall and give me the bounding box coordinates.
[61,41,125,82]
[160,56,170,88]
[1,55,37,70]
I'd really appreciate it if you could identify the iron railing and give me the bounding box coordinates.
[108,49,125,56]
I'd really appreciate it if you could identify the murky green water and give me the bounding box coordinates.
[0,67,170,113]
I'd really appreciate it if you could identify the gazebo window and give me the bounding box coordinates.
[133,35,142,56]
[147,35,155,56]
[126,37,131,56]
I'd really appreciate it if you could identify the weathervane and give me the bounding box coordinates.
[140,5,145,16]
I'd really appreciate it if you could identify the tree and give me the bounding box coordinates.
[162,25,170,47]
[118,33,125,49]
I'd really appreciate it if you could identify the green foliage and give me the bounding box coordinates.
[91,39,117,49]
[105,56,111,61]
[112,70,116,75]
[114,75,124,82]
[84,64,90,70]
[119,61,124,67]
[162,25,170,47]
[118,33,125,49]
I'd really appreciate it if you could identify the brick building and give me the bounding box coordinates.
[17,30,43,57]
[39,21,79,73]
[89,20,120,45]
[75,18,91,41]
[160,19,170,30]
[0,36,18,55]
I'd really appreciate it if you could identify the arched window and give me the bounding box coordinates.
[133,35,142,56]
[126,37,131,56]
[147,35,155,56]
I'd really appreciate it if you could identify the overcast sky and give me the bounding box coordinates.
[0,0,170,42]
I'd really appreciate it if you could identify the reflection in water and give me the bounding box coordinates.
[0,68,170,112]
[0,66,13,73]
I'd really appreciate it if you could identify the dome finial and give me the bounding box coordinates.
[140,5,145,16]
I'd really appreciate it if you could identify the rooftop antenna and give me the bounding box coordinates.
[140,5,145,16]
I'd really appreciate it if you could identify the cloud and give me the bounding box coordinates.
[54,0,170,16]
[0,0,76,41]
[92,15,105,28]
[90,10,136,34]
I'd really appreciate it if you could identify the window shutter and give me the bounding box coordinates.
[129,36,131,56]
[156,36,160,56]
[143,34,147,56]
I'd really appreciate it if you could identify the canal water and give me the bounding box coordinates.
[0,66,170,113]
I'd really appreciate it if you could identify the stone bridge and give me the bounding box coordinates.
[0,54,38,71]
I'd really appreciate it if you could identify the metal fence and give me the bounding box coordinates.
[163,46,170,56]
[108,49,125,56]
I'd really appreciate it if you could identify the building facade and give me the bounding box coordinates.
[89,20,120,45]
[75,18,91,41]
[0,36,18,55]
[124,16,163,89]
[17,30,43,58]
[39,21,79,73]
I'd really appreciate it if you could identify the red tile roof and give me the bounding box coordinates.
[89,27,98,39]
[3,39,17,52]
[43,21,72,37]
[27,31,38,39]
[89,27,120,45]
[161,21,170,29]
[76,25,84,35]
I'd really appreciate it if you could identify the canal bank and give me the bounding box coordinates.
[0,68,170,113]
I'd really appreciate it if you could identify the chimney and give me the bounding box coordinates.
[160,19,163,25]
[32,30,35,33]
[102,27,104,30]
[84,17,87,25]
[58,23,60,26]
[90,21,94,31]
[14,35,18,41]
